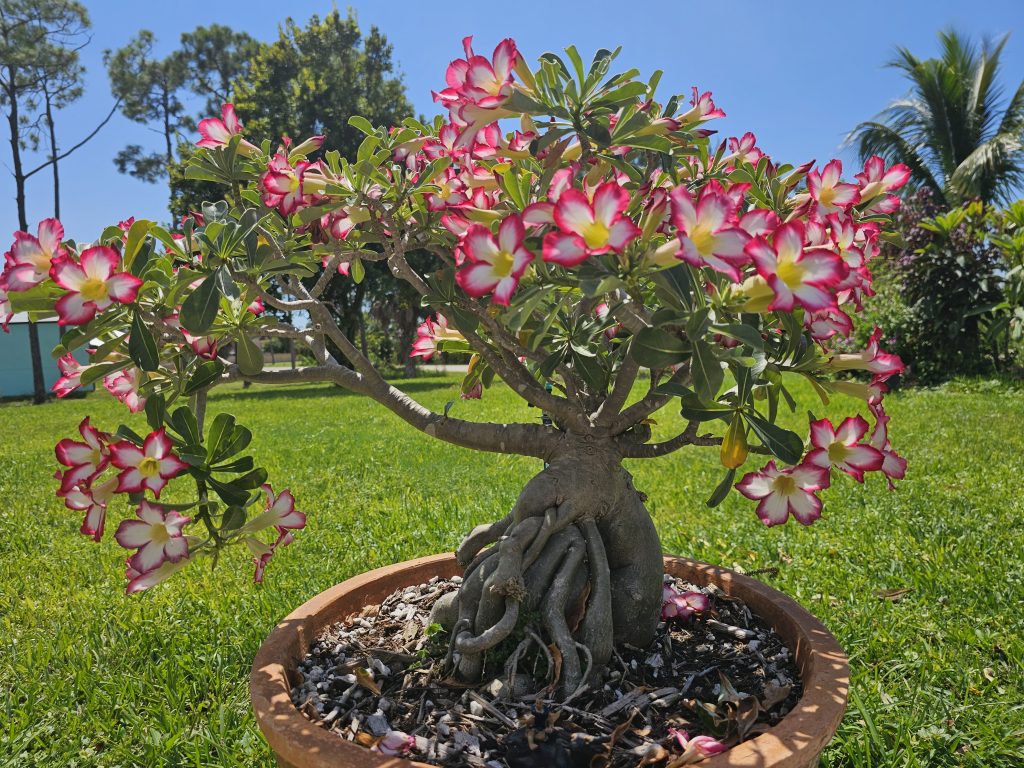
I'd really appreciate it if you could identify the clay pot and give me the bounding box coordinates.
[251,553,848,768]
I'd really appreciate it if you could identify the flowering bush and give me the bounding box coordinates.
[2,38,907,698]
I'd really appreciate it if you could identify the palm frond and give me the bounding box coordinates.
[848,120,944,200]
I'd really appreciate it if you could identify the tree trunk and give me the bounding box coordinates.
[6,69,47,405]
[401,304,417,378]
[431,439,663,699]
[45,86,60,219]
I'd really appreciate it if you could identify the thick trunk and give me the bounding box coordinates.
[432,441,663,698]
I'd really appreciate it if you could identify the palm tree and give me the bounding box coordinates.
[850,29,1024,206]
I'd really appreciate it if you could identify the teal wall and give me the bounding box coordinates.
[0,323,90,399]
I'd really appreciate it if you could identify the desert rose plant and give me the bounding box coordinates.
[2,39,908,699]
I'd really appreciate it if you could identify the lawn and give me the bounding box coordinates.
[1,375,1022,767]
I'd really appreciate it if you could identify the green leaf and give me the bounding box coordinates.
[348,115,376,136]
[128,312,159,372]
[205,413,236,463]
[710,323,764,350]
[169,406,201,448]
[144,393,166,431]
[706,469,737,508]
[745,411,804,465]
[221,507,246,532]
[183,360,223,395]
[350,258,365,284]
[235,333,264,376]
[180,270,222,334]
[691,339,724,402]
[632,327,690,369]
[122,219,153,272]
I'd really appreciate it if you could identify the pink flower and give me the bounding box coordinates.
[247,297,265,315]
[246,528,295,584]
[196,103,258,156]
[669,729,729,761]
[726,132,764,167]
[50,246,142,326]
[827,327,905,381]
[807,160,860,216]
[186,333,217,360]
[434,36,518,113]
[456,215,534,306]
[55,417,110,496]
[0,283,10,331]
[806,416,884,482]
[661,584,710,620]
[124,553,192,594]
[240,485,306,536]
[736,460,831,527]
[670,181,751,281]
[115,500,191,574]
[806,308,853,341]
[680,87,726,122]
[543,183,640,267]
[424,168,469,211]
[856,156,910,202]
[373,730,415,757]
[868,407,907,490]
[3,218,67,291]
[63,476,118,542]
[410,314,465,360]
[103,367,146,413]
[109,429,188,498]
[746,221,845,312]
[52,352,87,397]
[261,153,311,215]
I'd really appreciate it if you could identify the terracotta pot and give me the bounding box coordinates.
[251,553,848,768]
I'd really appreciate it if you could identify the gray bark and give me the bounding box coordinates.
[433,438,664,699]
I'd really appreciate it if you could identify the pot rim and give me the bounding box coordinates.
[251,552,848,768]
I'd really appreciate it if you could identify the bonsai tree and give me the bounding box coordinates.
[1,39,908,701]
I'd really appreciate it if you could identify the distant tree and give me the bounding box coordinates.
[850,29,1024,207]
[105,30,189,182]
[179,24,258,115]
[1,0,114,403]
[228,9,420,364]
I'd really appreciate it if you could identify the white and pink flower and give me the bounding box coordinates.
[63,476,118,542]
[55,417,109,496]
[103,366,146,413]
[680,87,725,123]
[746,222,845,312]
[124,555,192,594]
[239,485,306,536]
[670,182,751,281]
[261,153,311,216]
[455,215,534,305]
[805,416,884,482]
[868,407,907,490]
[4,218,67,291]
[736,460,831,527]
[115,500,191,574]
[410,313,465,360]
[543,183,640,267]
[662,584,711,620]
[52,353,87,397]
[196,103,258,156]
[827,327,905,381]
[668,729,729,762]
[50,246,142,326]
[807,160,860,217]
[109,429,188,498]
[726,132,764,167]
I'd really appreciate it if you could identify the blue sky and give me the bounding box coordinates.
[3,0,1022,241]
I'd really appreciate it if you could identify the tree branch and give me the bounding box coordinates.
[223,362,560,459]
[23,99,121,180]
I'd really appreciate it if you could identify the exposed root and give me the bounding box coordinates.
[441,453,663,700]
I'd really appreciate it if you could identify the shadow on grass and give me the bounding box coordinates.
[210,376,458,403]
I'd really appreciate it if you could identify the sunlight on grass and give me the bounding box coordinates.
[1,376,1022,766]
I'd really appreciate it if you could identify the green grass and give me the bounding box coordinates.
[1,375,1022,767]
